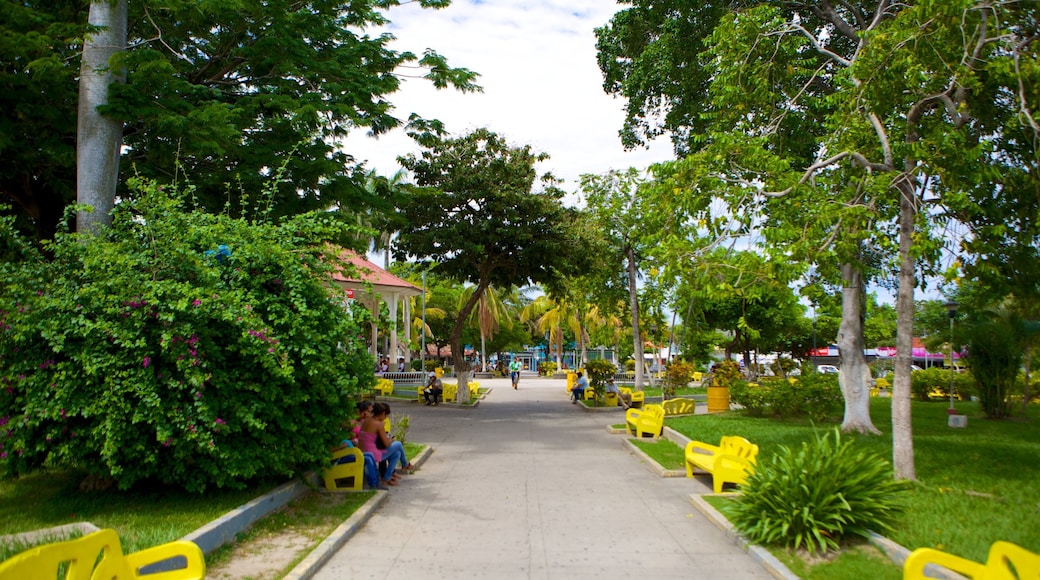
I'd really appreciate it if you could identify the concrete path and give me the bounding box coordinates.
[313,374,770,579]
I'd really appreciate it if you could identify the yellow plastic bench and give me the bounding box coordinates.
[625,404,664,438]
[903,540,1039,579]
[374,378,394,396]
[661,398,696,416]
[618,387,645,408]
[324,446,365,492]
[684,435,759,493]
[0,528,204,580]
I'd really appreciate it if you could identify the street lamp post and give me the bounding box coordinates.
[944,301,959,411]
[648,324,658,389]
[811,303,817,371]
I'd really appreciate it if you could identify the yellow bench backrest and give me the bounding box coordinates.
[904,540,1039,580]
[0,528,205,580]
[719,436,759,463]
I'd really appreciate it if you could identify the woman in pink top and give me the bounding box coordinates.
[359,402,414,486]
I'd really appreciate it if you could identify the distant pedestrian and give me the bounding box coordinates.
[510,358,522,389]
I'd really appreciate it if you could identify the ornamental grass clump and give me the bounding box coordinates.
[723,428,907,554]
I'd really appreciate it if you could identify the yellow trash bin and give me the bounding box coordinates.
[707,386,730,413]
[567,372,577,392]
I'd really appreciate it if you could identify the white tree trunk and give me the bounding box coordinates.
[837,262,880,434]
[77,0,127,235]
[627,246,645,389]
[892,183,918,480]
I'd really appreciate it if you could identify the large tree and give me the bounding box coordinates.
[2,0,479,241]
[601,0,1037,479]
[395,128,585,400]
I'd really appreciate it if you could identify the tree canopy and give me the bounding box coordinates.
[1,0,480,240]
[394,128,587,391]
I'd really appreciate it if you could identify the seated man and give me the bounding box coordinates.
[571,371,589,404]
[423,372,443,405]
[605,378,632,409]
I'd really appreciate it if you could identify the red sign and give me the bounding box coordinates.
[345,289,354,299]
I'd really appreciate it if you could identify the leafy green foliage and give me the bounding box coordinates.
[729,375,843,422]
[664,360,697,398]
[584,359,617,399]
[723,429,908,554]
[396,128,588,373]
[3,1,481,241]
[909,368,975,403]
[0,182,373,492]
[967,311,1025,418]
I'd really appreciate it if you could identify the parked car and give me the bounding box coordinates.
[817,364,840,374]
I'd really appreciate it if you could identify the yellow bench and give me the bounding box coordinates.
[419,382,461,403]
[0,528,205,579]
[684,435,759,493]
[625,404,664,438]
[618,387,645,408]
[661,398,696,416]
[903,540,1039,579]
[374,378,394,396]
[324,446,365,491]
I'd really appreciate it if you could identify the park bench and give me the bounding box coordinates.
[618,387,645,408]
[661,398,696,416]
[0,528,205,579]
[625,404,664,438]
[903,540,1039,579]
[684,435,759,493]
[324,446,366,492]
[374,378,394,396]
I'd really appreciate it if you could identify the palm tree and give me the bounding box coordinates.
[521,294,581,372]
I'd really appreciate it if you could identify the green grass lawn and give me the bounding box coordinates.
[666,399,1040,565]
[629,438,685,470]
[1,443,429,561]
[0,470,284,558]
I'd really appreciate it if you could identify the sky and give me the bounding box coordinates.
[341,0,675,199]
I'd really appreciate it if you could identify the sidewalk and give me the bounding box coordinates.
[312,374,771,579]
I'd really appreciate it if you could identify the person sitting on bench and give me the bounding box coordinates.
[423,372,443,405]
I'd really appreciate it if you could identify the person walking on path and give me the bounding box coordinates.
[509,357,522,389]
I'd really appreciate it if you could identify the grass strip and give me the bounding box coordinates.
[629,438,686,470]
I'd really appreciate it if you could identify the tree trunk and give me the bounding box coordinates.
[892,181,918,480]
[838,261,880,434]
[627,246,645,389]
[77,0,127,236]
[448,279,488,404]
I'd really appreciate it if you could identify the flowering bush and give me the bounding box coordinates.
[0,180,374,492]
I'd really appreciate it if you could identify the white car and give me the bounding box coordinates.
[817,364,840,374]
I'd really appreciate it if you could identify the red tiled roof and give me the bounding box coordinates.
[329,248,421,295]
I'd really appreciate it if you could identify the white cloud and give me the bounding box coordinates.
[342,0,674,195]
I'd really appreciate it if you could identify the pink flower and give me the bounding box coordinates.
[1,452,6,459]
[215,418,226,425]
[192,299,202,307]
[142,356,151,368]
[163,438,174,447]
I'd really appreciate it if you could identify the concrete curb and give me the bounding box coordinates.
[282,491,389,580]
[687,494,800,580]
[183,477,316,554]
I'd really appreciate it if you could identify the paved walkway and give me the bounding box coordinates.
[313,375,771,579]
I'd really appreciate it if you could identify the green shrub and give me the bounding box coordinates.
[729,375,842,422]
[967,312,1024,418]
[0,181,373,492]
[909,367,975,402]
[708,360,742,388]
[730,381,770,416]
[540,361,558,376]
[584,359,617,399]
[664,360,697,399]
[723,429,907,554]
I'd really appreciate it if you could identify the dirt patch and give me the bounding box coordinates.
[205,493,361,580]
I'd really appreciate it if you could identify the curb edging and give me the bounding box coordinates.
[687,494,800,580]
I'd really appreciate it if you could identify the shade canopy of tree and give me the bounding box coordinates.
[598,0,1038,477]
[394,128,587,398]
[1,0,480,240]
